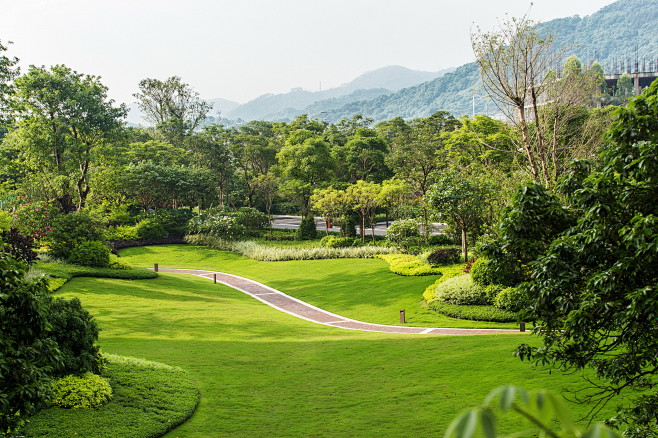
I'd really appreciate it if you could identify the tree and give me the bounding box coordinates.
[345,180,381,241]
[426,172,496,262]
[9,65,126,212]
[333,127,390,183]
[189,124,235,207]
[0,253,60,435]
[516,80,658,435]
[0,40,19,128]
[133,76,211,142]
[471,13,567,186]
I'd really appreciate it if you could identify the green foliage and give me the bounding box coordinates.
[296,216,317,240]
[187,209,247,241]
[480,183,574,287]
[108,254,131,270]
[320,235,357,248]
[49,211,106,261]
[105,224,139,241]
[0,252,60,435]
[12,201,58,240]
[493,286,526,312]
[385,218,420,251]
[516,80,658,435]
[26,354,199,438]
[428,301,517,323]
[134,218,167,240]
[68,241,110,268]
[445,385,619,438]
[234,207,269,232]
[434,274,490,305]
[48,298,103,377]
[376,253,440,276]
[424,246,461,265]
[50,373,112,409]
[422,265,467,302]
[470,256,517,287]
[185,234,394,261]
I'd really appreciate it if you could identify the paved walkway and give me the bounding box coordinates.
[157,268,520,336]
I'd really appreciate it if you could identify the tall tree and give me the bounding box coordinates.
[0,40,19,129]
[133,76,211,141]
[8,65,126,212]
[471,13,567,186]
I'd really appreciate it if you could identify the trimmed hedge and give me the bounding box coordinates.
[37,263,157,282]
[424,246,461,266]
[375,254,441,276]
[68,241,111,268]
[434,275,490,305]
[422,265,467,302]
[428,301,518,323]
[25,354,199,438]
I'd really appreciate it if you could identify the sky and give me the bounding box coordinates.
[1,0,617,106]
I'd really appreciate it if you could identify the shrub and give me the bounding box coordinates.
[49,211,106,260]
[187,211,246,240]
[50,372,112,408]
[339,214,358,238]
[105,225,138,241]
[376,254,440,276]
[135,218,167,240]
[12,201,58,240]
[1,227,39,264]
[234,207,269,232]
[150,208,195,238]
[320,235,356,248]
[484,284,505,302]
[428,234,454,245]
[424,246,461,266]
[48,297,103,377]
[37,262,158,281]
[68,241,110,268]
[296,216,317,240]
[422,265,467,302]
[108,254,131,270]
[386,218,421,251]
[428,301,518,322]
[494,286,527,312]
[434,274,491,305]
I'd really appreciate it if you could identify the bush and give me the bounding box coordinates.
[422,265,467,302]
[234,207,269,232]
[1,227,39,264]
[428,301,518,323]
[424,246,461,266]
[49,297,103,377]
[150,208,195,238]
[37,262,158,281]
[339,214,358,238]
[49,211,106,260]
[108,254,131,270]
[494,286,527,312]
[434,274,491,305]
[320,235,356,248]
[105,225,138,241]
[428,234,455,245]
[386,218,421,251]
[12,201,58,240]
[68,241,110,268]
[135,218,167,240]
[484,284,505,302]
[50,372,112,409]
[376,254,440,276]
[296,216,317,240]
[187,211,246,240]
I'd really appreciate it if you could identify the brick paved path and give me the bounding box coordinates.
[158,268,520,336]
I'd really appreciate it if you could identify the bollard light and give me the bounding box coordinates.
[154,263,159,272]
[400,309,406,324]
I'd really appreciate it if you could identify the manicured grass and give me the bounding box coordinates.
[50,272,620,437]
[119,244,517,329]
[25,354,198,437]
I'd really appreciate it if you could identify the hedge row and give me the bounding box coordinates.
[25,354,199,438]
[375,254,441,276]
[428,301,518,323]
[185,234,395,261]
[37,262,157,283]
[422,265,467,302]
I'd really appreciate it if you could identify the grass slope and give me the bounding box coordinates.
[48,266,620,436]
[119,244,517,329]
[25,354,198,437]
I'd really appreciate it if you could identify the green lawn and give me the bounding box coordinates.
[118,244,518,329]
[53,272,618,437]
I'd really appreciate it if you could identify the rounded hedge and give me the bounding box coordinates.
[50,372,112,409]
[135,219,167,240]
[434,274,491,306]
[68,241,110,268]
[296,217,317,240]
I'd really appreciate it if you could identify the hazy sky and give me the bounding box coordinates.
[1,0,617,105]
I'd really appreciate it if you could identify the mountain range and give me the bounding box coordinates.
[127,0,658,126]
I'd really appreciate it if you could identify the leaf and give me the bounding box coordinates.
[580,423,620,438]
[444,409,481,438]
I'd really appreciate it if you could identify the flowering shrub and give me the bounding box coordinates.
[12,202,58,240]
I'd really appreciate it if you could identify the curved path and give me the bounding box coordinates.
[158,268,520,336]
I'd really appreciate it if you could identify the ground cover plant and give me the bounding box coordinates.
[42,269,624,437]
[25,354,198,438]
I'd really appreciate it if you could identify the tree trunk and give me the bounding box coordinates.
[461,227,468,263]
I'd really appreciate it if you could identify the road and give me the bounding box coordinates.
[270,215,445,237]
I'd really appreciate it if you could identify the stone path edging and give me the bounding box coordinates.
[157,268,520,336]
